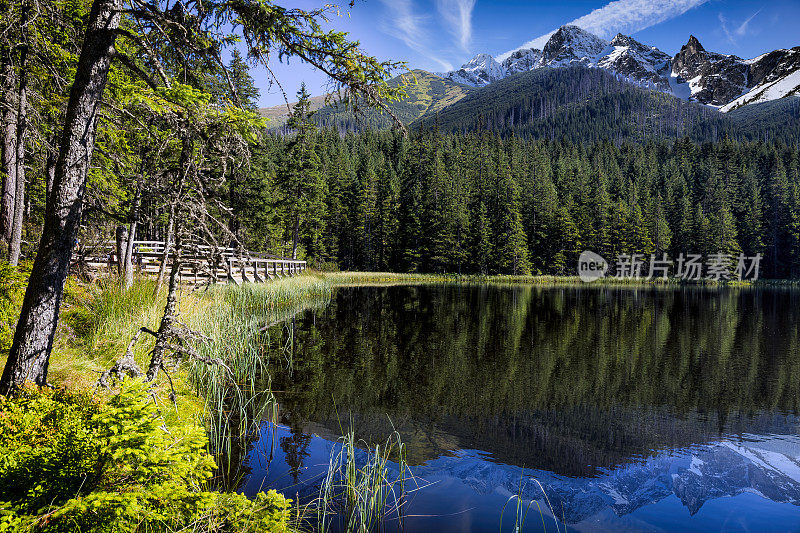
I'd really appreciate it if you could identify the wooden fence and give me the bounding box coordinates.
[76,240,306,285]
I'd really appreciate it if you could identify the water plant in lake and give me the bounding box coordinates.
[183,278,333,488]
[316,430,409,533]
[500,475,565,533]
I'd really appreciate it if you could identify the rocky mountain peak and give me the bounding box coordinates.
[686,35,705,53]
[441,29,799,111]
[610,33,634,47]
[444,52,506,87]
[673,35,711,80]
[541,25,607,64]
[501,47,542,74]
[463,53,497,68]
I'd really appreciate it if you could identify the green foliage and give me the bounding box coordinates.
[413,67,800,144]
[317,431,407,533]
[0,381,293,532]
[0,262,27,353]
[247,131,800,278]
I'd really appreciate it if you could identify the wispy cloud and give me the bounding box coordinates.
[498,0,710,61]
[719,9,762,44]
[436,0,477,51]
[378,0,454,71]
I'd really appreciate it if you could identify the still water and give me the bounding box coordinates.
[238,285,800,532]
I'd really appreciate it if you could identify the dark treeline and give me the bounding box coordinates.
[229,126,800,278]
[416,68,800,144]
[305,67,800,145]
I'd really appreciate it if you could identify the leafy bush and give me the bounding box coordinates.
[0,381,293,532]
[0,262,26,353]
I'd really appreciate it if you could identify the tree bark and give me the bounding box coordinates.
[115,224,127,276]
[0,0,121,395]
[123,188,140,289]
[44,136,57,207]
[9,16,28,266]
[154,201,174,294]
[292,214,299,260]
[0,44,17,247]
[146,238,181,381]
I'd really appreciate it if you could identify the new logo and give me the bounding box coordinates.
[578,251,608,282]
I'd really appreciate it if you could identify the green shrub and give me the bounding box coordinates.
[0,381,293,532]
[0,262,26,353]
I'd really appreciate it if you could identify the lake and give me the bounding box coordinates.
[235,284,800,532]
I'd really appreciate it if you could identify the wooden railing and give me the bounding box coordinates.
[76,240,307,285]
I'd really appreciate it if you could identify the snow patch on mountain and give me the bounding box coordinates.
[720,67,800,112]
[443,53,506,87]
[442,26,800,111]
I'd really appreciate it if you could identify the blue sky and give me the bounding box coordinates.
[249,0,800,107]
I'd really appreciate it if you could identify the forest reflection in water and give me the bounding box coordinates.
[237,285,800,531]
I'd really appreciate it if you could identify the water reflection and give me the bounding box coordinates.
[240,285,800,531]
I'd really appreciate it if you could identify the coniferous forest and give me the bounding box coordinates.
[232,123,800,278]
[2,0,800,531]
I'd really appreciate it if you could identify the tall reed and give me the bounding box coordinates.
[500,475,565,533]
[316,430,409,533]
[183,277,333,488]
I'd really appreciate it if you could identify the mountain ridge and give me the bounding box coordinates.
[441,25,800,112]
[259,69,473,130]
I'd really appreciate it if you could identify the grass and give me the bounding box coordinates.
[3,268,798,531]
[500,475,566,533]
[315,429,409,533]
[318,271,797,287]
[0,274,336,432]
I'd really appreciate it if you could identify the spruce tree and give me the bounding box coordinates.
[279,82,325,260]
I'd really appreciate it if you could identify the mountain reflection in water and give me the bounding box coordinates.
[236,285,800,532]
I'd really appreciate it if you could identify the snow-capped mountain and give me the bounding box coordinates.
[599,33,672,90]
[445,53,506,87]
[442,25,800,112]
[540,25,607,66]
[414,434,800,525]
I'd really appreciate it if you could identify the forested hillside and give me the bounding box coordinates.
[226,125,800,279]
[414,67,800,143]
[263,70,472,133]
[300,66,800,144]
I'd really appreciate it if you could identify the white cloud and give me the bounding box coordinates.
[497,0,710,61]
[719,9,762,44]
[379,0,454,71]
[436,0,477,51]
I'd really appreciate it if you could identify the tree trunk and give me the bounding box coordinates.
[116,224,127,276]
[44,138,57,207]
[146,238,181,381]
[123,188,140,289]
[0,44,17,247]
[123,221,136,288]
[0,0,121,395]
[292,214,299,260]
[9,20,28,266]
[154,202,174,294]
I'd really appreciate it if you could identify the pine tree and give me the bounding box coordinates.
[650,194,672,255]
[494,172,531,275]
[765,155,792,277]
[228,49,260,110]
[278,82,325,260]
